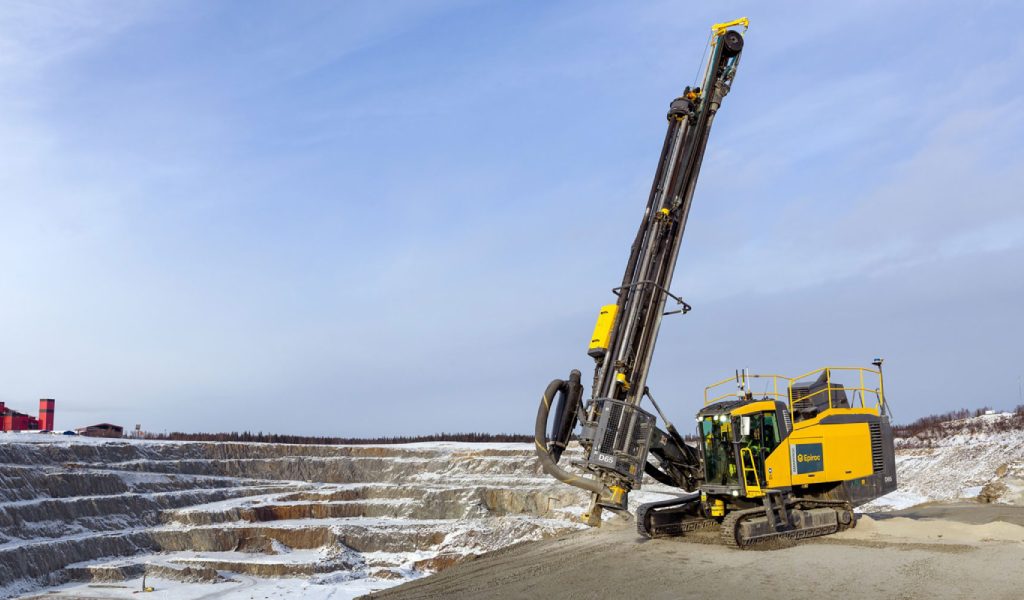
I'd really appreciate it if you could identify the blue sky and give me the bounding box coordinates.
[1,1,1022,435]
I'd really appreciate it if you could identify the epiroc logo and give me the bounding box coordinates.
[791,443,824,474]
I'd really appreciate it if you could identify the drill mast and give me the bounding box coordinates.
[594,24,745,405]
[535,19,748,524]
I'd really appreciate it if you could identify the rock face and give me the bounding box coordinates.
[0,437,587,598]
[861,413,1024,511]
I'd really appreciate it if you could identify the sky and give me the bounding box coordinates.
[1,1,1022,436]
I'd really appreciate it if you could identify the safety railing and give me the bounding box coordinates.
[703,366,887,417]
[786,366,886,415]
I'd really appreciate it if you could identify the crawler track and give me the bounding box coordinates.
[636,495,718,539]
[719,499,855,549]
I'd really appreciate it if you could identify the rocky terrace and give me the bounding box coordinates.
[0,436,588,598]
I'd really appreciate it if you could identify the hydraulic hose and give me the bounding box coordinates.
[535,378,609,497]
[550,369,582,463]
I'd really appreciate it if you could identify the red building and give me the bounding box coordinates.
[0,399,56,432]
[39,399,55,431]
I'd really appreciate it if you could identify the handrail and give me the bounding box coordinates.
[786,366,886,416]
[739,447,763,497]
[789,366,881,381]
[789,385,882,410]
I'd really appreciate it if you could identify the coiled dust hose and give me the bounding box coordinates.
[534,377,610,497]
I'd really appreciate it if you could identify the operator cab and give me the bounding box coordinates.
[696,399,789,500]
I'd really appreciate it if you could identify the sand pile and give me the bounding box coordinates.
[851,514,1024,544]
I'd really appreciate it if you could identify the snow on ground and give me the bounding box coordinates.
[42,573,406,600]
[861,412,1024,511]
[0,432,531,452]
[859,489,932,511]
[0,432,174,446]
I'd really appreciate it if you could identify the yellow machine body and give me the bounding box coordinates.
[762,407,878,489]
[698,366,895,510]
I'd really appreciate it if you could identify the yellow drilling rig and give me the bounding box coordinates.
[534,18,896,548]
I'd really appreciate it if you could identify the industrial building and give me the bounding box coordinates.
[0,399,55,432]
[76,423,124,438]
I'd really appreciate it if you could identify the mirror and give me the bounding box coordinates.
[740,416,751,437]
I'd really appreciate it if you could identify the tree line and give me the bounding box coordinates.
[893,405,1024,438]
[140,431,532,445]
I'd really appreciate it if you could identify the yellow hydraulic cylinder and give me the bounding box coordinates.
[711,17,749,37]
[587,304,618,358]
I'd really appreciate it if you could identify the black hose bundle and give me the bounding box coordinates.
[534,375,607,496]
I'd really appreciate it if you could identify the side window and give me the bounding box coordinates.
[763,413,780,448]
[748,413,763,445]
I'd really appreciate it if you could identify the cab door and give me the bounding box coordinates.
[738,411,782,491]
